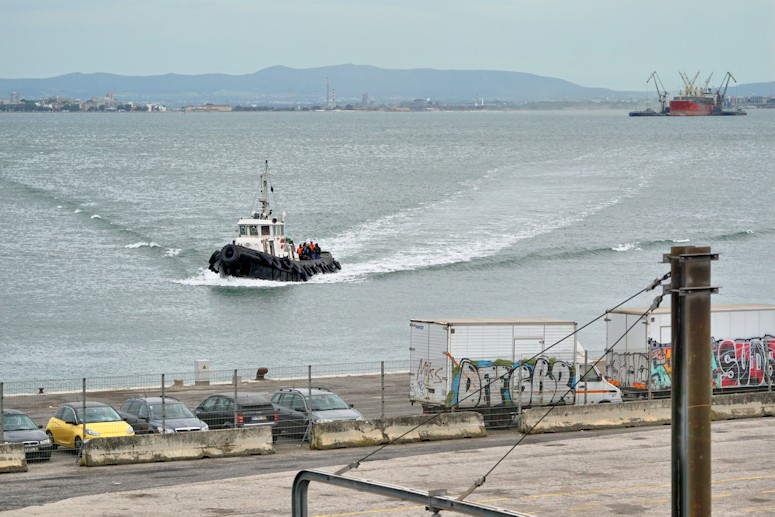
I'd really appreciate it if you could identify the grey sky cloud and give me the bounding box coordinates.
[2,0,773,91]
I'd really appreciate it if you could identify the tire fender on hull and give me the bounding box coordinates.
[221,244,240,265]
[208,250,222,273]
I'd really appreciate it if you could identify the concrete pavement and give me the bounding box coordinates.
[4,418,775,516]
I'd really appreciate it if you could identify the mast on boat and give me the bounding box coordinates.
[254,160,271,219]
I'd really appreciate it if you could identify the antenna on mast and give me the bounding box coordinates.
[252,160,271,219]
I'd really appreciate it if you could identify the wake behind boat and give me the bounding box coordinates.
[208,161,341,282]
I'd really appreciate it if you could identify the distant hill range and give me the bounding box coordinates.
[1,64,772,107]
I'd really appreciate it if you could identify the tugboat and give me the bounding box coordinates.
[208,161,341,282]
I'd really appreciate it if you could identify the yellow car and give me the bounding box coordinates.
[46,401,134,453]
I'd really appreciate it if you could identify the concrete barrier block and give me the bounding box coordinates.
[81,427,273,467]
[309,420,385,450]
[311,413,486,450]
[711,392,775,420]
[520,400,673,434]
[520,392,775,434]
[0,443,28,473]
[383,413,486,443]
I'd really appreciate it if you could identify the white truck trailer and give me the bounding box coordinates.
[409,318,621,426]
[605,303,775,396]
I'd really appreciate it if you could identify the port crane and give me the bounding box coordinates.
[715,72,737,109]
[701,72,714,93]
[647,71,669,114]
[679,71,701,96]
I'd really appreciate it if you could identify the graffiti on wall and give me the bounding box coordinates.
[411,358,445,400]
[714,336,775,388]
[448,357,576,408]
[606,335,775,391]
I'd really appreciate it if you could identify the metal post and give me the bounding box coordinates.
[161,374,166,433]
[516,364,522,418]
[646,318,653,400]
[82,378,87,457]
[0,382,4,437]
[584,350,588,405]
[233,369,239,427]
[380,361,385,419]
[667,246,717,517]
[305,365,313,443]
[307,365,312,400]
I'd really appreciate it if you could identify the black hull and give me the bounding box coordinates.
[629,109,667,117]
[208,244,340,282]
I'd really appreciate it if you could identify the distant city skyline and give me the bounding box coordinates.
[2,0,773,91]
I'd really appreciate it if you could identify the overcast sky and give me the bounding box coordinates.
[3,0,773,91]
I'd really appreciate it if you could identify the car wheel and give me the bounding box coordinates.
[223,422,234,429]
[74,436,83,456]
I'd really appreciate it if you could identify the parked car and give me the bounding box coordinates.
[2,409,53,461]
[194,393,276,431]
[118,397,208,434]
[45,401,134,453]
[271,387,364,438]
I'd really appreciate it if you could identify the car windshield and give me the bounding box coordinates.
[75,406,122,423]
[309,394,350,411]
[2,414,37,431]
[149,403,195,420]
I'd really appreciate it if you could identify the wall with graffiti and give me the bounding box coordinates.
[606,335,775,391]
[444,356,577,408]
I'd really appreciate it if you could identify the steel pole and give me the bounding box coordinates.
[668,246,716,517]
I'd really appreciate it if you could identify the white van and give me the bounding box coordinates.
[576,363,623,404]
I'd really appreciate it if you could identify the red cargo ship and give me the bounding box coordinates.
[669,95,716,116]
[668,71,739,116]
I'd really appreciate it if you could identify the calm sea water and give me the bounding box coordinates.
[1,110,774,380]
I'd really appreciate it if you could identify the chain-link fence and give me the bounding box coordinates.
[1,360,413,463]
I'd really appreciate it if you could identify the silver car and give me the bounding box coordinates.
[271,387,364,438]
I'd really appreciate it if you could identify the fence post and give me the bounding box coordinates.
[381,361,385,419]
[161,374,166,433]
[305,365,313,444]
[516,364,522,418]
[81,378,87,457]
[0,382,4,437]
[307,365,312,399]
[584,350,588,405]
[233,369,239,427]
[646,317,653,401]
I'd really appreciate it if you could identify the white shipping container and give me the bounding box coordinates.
[410,318,620,412]
[605,304,775,392]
